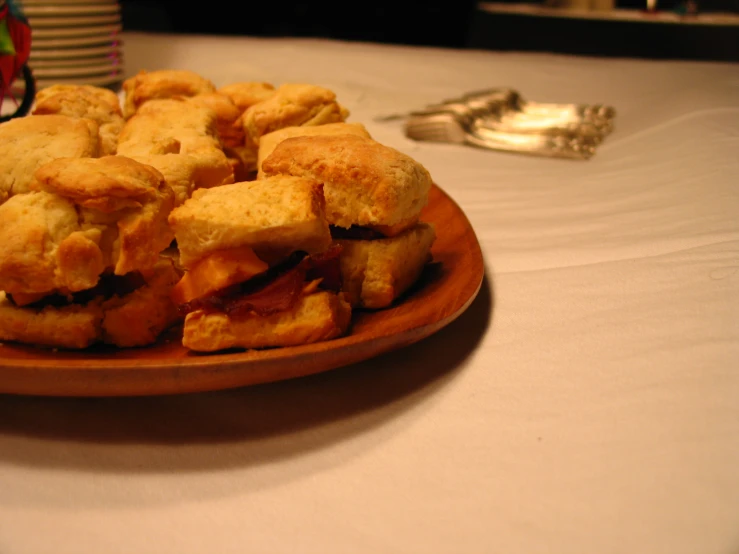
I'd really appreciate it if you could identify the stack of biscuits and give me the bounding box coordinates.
[0,69,436,352]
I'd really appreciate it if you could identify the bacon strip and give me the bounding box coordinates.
[225,264,306,316]
[181,245,344,317]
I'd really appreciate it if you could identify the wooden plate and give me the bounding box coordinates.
[0,185,484,397]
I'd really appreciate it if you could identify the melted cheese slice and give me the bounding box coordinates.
[171,246,268,305]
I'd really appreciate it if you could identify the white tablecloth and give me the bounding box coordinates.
[1,33,737,554]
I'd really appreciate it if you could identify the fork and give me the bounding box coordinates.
[435,88,616,135]
[378,88,615,138]
[404,112,600,160]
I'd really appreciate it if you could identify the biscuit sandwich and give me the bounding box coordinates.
[168,176,352,352]
[261,134,436,309]
[0,156,181,349]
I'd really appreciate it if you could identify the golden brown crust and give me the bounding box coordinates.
[32,84,125,156]
[241,83,348,147]
[116,98,234,195]
[101,258,182,347]
[0,115,100,203]
[0,155,174,295]
[0,292,103,349]
[217,82,276,112]
[182,291,352,352]
[186,93,245,148]
[168,175,331,268]
[32,155,175,277]
[336,223,436,308]
[33,155,165,212]
[256,122,371,179]
[122,69,217,118]
[117,98,222,157]
[0,192,104,294]
[35,84,121,112]
[262,134,432,233]
[0,257,183,349]
[128,154,198,207]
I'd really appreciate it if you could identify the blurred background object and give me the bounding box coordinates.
[469,0,739,61]
[21,0,123,89]
[119,1,479,48]
[0,0,34,120]
[118,0,738,61]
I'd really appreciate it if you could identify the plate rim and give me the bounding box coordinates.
[22,4,120,16]
[33,64,123,78]
[0,184,484,396]
[28,14,121,28]
[31,23,122,39]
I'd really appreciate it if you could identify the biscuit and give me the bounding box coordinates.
[35,83,121,112]
[122,69,217,118]
[217,82,276,112]
[261,134,432,235]
[168,176,331,268]
[336,223,436,308]
[186,93,245,148]
[0,291,103,349]
[0,115,100,203]
[0,155,174,295]
[101,257,182,347]
[116,98,234,193]
[0,191,106,294]
[256,122,371,179]
[0,257,183,349]
[241,83,348,147]
[182,291,352,352]
[32,84,125,156]
[129,153,201,207]
[32,156,175,277]
[117,98,221,156]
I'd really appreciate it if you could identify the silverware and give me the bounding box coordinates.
[377,87,616,140]
[449,88,616,136]
[404,111,601,160]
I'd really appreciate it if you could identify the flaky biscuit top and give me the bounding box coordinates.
[261,134,432,232]
[217,82,276,112]
[35,84,122,113]
[256,122,371,179]
[241,83,348,147]
[117,98,221,155]
[0,156,174,295]
[122,69,217,118]
[32,85,125,156]
[168,175,331,268]
[0,115,100,204]
[33,156,165,212]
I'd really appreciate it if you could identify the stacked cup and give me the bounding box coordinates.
[20,0,123,89]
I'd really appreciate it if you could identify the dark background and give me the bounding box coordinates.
[119,1,739,61]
